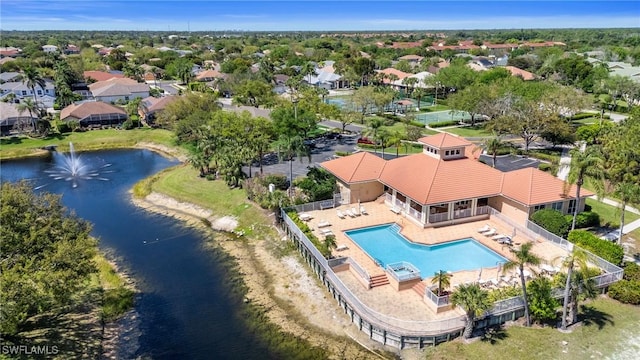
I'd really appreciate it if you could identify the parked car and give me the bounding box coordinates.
[357,137,375,145]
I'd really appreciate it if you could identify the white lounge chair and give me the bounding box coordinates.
[498,237,513,245]
[336,244,348,251]
[492,234,508,241]
[360,205,368,215]
[351,207,361,216]
[345,209,356,218]
[299,213,312,221]
[390,206,401,214]
[317,220,331,228]
[336,210,346,219]
[483,228,497,237]
[319,228,334,236]
[477,224,491,233]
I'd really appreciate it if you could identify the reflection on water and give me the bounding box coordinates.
[1,149,276,359]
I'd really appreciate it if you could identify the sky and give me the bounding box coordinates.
[1,1,639,32]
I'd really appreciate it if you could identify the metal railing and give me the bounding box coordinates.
[408,207,422,221]
[454,208,473,219]
[345,257,371,284]
[488,295,525,315]
[386,262,421,282]
[426,286,451,307]
[290,194,342,213]
[475,205,490,216]
[526,220,574,251]
[429,212,448,223]
[395,198,405,208]
[282,210,466,336]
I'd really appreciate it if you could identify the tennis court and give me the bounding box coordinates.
[415,110,471,125]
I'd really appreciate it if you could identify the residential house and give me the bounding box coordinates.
[376,68,411,89]
[195,69,226,82]
[0,57,16,66]
[390,71,434,91]
[0,47,21,58]
[60,101,127,128]
[64,45,80,54]
[0,72,21,83]
[89,78,150,103]
[321,133,591,227]
[0,102,38,135]
[504,66,536,81]
[397,54,424,68]
[0,80,56,108]
[304,61,349,90]
[42,45,58,53]
[84,71,124,83]
[138,95,179,124]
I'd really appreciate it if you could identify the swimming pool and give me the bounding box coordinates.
[344,224,506,278]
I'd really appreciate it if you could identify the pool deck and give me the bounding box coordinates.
[300,201,569,320]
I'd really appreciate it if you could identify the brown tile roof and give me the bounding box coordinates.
[60,101,126,121]
[377,68,411,82]
[501,168,593,205]
[321,133,594,207]
[378,154,504,205]
[320,152,386,183]
[418,133,472,149]
[398,54,424,61]
[84,71,124,82]
[505,66,536,81]
[195,69,225,81]
[141,95,179,113]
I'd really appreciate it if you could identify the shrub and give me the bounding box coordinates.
[538,163,552,173]
[567,230,625,265]
[428,120,459,128]
[334,151,351,157]
[608,280,640,305]
[410,120,426,128]
[55,121,72,133]
[564,211,600,229]
[570,112,597,120]
[259,174,289,190]
[623,262,640,282]
[122,119,136,130]
[531,209,570,238]
[487,285,522,303]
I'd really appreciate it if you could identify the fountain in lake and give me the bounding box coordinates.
[43,142,112,188]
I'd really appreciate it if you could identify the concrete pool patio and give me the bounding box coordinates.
[298,200,570,319]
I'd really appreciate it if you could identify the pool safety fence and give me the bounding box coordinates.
[290,194,342,213]
[426,286,451,307]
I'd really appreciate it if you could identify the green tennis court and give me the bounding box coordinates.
[415,110,471,125]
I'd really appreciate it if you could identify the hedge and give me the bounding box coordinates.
[428,120,459,128]
[567,230,625,265]
[623,262,640,282]
[286,211,330,258]
[608,280,640,305]
[564,211,600,229]
[531,209,570,238]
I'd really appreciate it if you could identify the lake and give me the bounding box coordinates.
[0,148,278,359]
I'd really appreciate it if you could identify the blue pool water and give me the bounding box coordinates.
[345,224,506,278]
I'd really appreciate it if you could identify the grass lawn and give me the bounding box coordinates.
[148,165,276,239]
[424,297,640,360]
[443,125,493,137]
[0,128,178,160]
[380,122,438,137]
[585,198,640,228]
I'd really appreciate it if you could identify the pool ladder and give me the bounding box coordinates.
[388,223,401,233]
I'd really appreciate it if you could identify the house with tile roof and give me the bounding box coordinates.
[89,78,150,103]
[138,95,179,124]
[0,80,56,108]
[84,71,125,83]
[60,101,127,128]
[321,133,591,227]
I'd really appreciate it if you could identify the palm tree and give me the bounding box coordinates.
[275,134,310,197]
[22,65,46,111]
[16,97,38,134]
[323,234,337,257]
[483,136,503,168]
[431,270,452,296]
[317,87,329,104]
[559,247,588,330]
[565,145,605,230]
[613,182,640,244]
[567,268,597,325]
[388,130,403,157]
[503,242,541,327]
[450,283,492,339]
[363,117,385,154]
